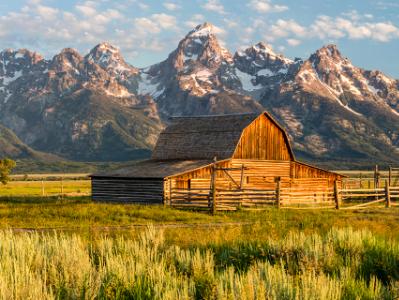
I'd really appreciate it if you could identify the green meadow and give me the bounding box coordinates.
[0,176,399,299]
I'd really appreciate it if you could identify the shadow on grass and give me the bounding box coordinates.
[0,195,92,204]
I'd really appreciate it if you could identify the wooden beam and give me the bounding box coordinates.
[211,163,216,215]
[276,178,281,209]
[239,164,244,189]
[334,180,340,209]
[215,167,247,171]
[221,169,241,189]
[385,180,391,208]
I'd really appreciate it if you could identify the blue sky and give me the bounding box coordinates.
[0,0,398,77]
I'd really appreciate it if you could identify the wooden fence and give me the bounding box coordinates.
[168,180,399,213]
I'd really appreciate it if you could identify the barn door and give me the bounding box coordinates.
[214,164,245,190]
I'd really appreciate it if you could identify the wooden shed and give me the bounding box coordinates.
[91,112,343,208]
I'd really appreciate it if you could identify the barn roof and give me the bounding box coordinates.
[151,112,294,160]
[91,159,213,179]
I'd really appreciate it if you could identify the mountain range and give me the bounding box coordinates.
[0,22,398,166]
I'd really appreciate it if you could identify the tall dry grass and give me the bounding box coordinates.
[0,227,397,299]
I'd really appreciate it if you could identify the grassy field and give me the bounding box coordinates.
[1,174,399,299]
[0,180,90,197]
[1,226,399,299]
[0,196,398,238]
[10,173,90,180]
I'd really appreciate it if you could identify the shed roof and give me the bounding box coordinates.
[91,159,213,179]
[151,112,293,160]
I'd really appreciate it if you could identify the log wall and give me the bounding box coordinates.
[166,159,341,208]
[168,159,337,191]
[291,161,342,184]
[92,177,164,204]
[91,160,341,206]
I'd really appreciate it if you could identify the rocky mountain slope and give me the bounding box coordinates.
[0,45,162,161]
[0,124,59,161]
[0,22,398,164]
[257,45,399,162]
[137,22,262,118]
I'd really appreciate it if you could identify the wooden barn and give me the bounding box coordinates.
[91,112,344,209]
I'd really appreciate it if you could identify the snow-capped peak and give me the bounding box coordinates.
[87,42,121,64]
[90,42,119,56]
[97,42,118,52]
[312,44,346,64]
[173,22,233,68]
[236,42,293,65]
[252,42,277,57]
[187,22,217,38]
[85,42,137,74]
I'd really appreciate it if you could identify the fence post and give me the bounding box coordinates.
[385,180,391,208]
[334,180,340,209]
[168,179,172,206]
[163,179,167,207]
[276,178,281,209]
[389,166,392,187]
[211,163,217,215]
[374,164,380,188]
[239,164,244,208]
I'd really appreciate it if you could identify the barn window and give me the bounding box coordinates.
[175,179,190,189]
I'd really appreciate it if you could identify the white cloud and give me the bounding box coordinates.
[0,1,398,69]
[36,5,59,20]
[193,14,205,21]
[163,2,180,11]
[253,13,399,45]
[287,38,301,46]
[151,13,177,29]
[133,13,178,37]
[310,16,345,39]
[75,4,97,17]
[369,22,399,41]
[311,15,399,42]
[133,17,161,35]
[248,0,288,13]
[224,18,239,28]
[137,2,149,10]
[278,45,286,52]
[268,19,306,41]
[27,0,42,5]
[184,14,205,28]
[0,0,182,58]
[202,0,226,14]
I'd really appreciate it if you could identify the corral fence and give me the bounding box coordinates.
[167,179,399,213]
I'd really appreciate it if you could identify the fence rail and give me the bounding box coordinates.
[168,180,399,213]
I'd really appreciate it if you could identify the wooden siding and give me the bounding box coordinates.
[92,177,164,204]
[168,159,291,191]
[166,159,340,194]
[291,161,342,184]
[233,114,293,160]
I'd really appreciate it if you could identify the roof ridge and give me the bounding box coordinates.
[169,112,258,119]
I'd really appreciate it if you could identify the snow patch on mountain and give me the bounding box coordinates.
[2,70,23,85]
[257,69,275,77]
[235,68,261,91]
[138,74,162,98]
